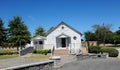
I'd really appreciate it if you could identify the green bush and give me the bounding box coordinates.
[88,46,119,57]
[33,49,51,55]
[33,49,37,53]
[0,50,19,55]
[101,47,119,57]
[47,49,51,53]
[88,46,101,54]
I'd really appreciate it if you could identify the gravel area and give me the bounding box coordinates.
[59,58,120,70]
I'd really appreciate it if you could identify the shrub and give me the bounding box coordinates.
[43,50,48,55]
[33,49,51,55]
[0,50,19,55]
[88,46,101,54]
[47,49,51,53]
[33,49,37,53]
[101,47,119,57]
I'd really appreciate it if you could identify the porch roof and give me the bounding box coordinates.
[57,33,70,38]
[31,36,46,41]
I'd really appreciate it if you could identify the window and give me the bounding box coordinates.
[34,41,37,44]
[73,36,77,40]
[39,41,43,44]
[61,26,64,29]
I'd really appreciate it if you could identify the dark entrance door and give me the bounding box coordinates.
[61,38,66,48]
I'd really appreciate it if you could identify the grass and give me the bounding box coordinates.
[0,55,18,60]
[0,49,18,60]
[28,55,51,59]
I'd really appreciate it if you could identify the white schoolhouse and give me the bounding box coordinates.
[31,22,82,54]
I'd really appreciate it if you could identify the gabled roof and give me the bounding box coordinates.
[45,21,82,36]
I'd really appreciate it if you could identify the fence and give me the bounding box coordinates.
[69,43,81,54]
[33,43,81,54]
[19,46,33,56]
[34,44,54,50]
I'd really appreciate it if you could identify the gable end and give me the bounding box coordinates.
[45,21,82,36]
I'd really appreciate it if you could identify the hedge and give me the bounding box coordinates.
[33,49,51,55]
[0,50,19,55]
[88,46,101,54]
[101,47,119,57]
[88,46,119,57]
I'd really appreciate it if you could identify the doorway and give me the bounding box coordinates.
[61,38,66,48]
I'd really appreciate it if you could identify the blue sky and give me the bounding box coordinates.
[0,0,120,37]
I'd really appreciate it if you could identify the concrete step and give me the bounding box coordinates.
[54,49,69,56]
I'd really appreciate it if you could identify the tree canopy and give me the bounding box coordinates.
[84,31,96,41]
[0,19,7,47]
[8,16,31,50]
[34,26,45,36]
[47,26,54,33]
[85,24,113,46]
[112,27,120,44]
[93,24,112,45]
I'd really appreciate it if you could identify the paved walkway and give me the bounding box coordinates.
[59,58,120,70]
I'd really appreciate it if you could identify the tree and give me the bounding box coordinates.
[47,26,54,33]
[8,16,31,50]
[84,31,96,41]
[0,19,7,48]
[84,31,96,46]
[116,27,120,35]
[112,27,120,45]
[34,26,45,36]
[92,24,112,46]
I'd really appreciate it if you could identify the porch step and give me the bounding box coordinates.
[53,49,69,56]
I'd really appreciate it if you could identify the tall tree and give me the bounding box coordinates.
[34,26,45,36]
[112,27,120,45]
[92,24,112,46]
[0,19,6,48]
[116,27,120,35]
[84,31,96,46]
[84,31,96,41]
[8,16,31,50]
[47,26,54,33]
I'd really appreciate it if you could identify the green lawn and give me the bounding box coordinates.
[0,49,18,60]
[0,55,18,60]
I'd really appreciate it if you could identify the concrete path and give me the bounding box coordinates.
[59,58,120,70]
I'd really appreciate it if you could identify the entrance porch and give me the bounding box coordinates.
[56,34,71,49]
